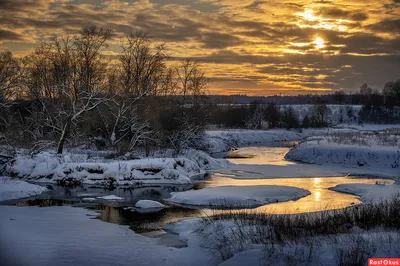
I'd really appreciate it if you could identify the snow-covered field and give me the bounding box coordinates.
[166,185,310,208]
[0,177,47,201]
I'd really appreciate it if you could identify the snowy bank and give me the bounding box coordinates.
[8,153,209,185]
[166,185,310,208]
[203,129,304,153]
[0,177,47,201]
[203,128,361,153]
[330,183,400,202]
[285,138,400,171]
[152,149,231,170]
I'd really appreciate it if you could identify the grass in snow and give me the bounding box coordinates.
[325,130,400,148]
[196,197,400,264]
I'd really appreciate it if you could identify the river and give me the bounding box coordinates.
[4,144,393,235]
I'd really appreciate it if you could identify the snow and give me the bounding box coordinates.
[166,185,310,208]
[194,215,400,266]
[204,124,400,154]
[203,127,362,153]
[82,197,96,202]
[163,218,202,244]
[330,183,400,202]
[0,206,215,266]
[217,232,400,266]
[203,129,304,153]
[152,149,231,170]
[135,200,165,209]
[285,136,400,177]
[218,249,262,266]
[8,155,206,185]
[97,195,124,200]
[0,177,47,201]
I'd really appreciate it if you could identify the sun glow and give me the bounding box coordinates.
[313,37,325,49]
[296,8,350,32]
[298,9,318,21]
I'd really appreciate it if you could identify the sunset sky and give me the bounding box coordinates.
[1,0,399,95]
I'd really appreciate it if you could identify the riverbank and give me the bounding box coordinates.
[285,131,400,178]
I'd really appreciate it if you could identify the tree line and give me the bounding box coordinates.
[0,26,209,154]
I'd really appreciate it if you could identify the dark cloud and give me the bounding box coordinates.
[0,29,24,42]
[367,19,400,34]
[350,13,369,21]
[198,32,244,48]
[316,7,369,21]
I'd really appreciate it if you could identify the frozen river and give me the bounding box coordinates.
[3,145,393,231]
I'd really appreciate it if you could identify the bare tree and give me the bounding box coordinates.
[119,31,167,96]
[360,83,373,95]
[73,25,112,94]
[157,60,209,152]
[97,31,168,152]
[383,79,400,105]
[314,103,329,126]
[0,51,20,100]
[175,59,208,105]
[103,97,154,152]
[166,113,205,152]
[23,26,113,154]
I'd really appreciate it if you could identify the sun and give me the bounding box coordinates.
[313,37,325,49]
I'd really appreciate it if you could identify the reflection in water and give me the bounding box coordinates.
[227,146,296,166]
[199,175,393,214]
[313,178,321,201]
[97,205,203,233]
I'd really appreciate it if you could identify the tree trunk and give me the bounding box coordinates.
[57,119,71,154]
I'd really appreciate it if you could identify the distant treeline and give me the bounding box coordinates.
[208,80,400,106]
[208,93,397,106]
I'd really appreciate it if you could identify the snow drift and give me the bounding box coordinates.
[8,153,207,185]
[0,176,47,201]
